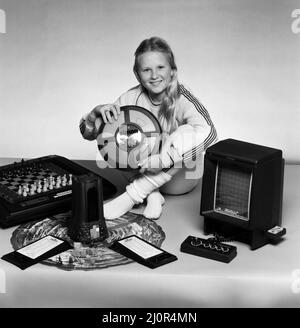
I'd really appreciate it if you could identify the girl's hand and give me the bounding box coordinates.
[88,104,121,124]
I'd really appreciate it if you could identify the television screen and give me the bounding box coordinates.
[214,162,252,221]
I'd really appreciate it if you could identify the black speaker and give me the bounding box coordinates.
[68,173,108,244]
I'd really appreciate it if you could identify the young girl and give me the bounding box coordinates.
[80,37,217,220]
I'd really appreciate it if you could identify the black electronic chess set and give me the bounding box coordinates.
[0,155,102,228]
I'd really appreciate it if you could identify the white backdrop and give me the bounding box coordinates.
[0,0,299,162]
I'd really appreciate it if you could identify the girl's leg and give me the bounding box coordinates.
[142,156,203,219]
[160,153,204,195]
[103,153,204,219]
[103,170,172,219]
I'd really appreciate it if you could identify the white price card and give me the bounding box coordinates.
[118,236,163,259]
[17,236,64,259]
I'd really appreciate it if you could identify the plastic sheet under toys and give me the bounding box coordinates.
[10,211,166,270]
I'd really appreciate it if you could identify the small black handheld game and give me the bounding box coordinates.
[110,235,177,269]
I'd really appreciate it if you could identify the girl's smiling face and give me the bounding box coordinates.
[135,51,174,102]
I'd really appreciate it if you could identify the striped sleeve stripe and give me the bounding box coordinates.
[184,146,202,161]
[180,85,213,126]
[182,126,218,162]
[179,85,218,158]
[79,120,86,135]
[183,147,203,162]
[203,125,218,149]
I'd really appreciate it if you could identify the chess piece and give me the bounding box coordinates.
[68,174,73,185]
[56,179,61,189]
[62,175,67,187]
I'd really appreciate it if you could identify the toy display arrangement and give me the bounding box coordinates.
[0,107,287,270]
[0,154,167,270]
[0,106,174,270]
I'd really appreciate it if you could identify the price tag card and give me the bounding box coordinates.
[110,235,177,269]
[1,235,71,270]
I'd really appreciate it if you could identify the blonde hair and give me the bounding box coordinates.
[133,37,180,133]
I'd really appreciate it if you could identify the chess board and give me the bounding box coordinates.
[0,161,71,200]
[10,211,166,270]
[0,155,104,227]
